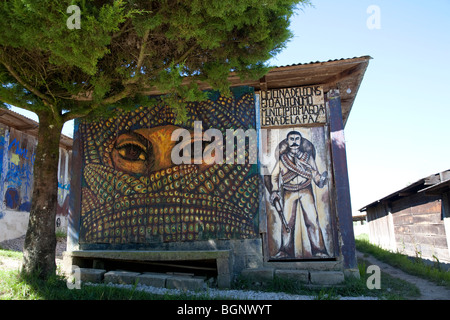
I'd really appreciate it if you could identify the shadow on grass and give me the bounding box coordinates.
[1,267,199,300]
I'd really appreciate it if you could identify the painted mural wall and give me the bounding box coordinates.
[0,122,71,241]
[259,85,336,260]
[0,123,36,215]
[75,87,260,245]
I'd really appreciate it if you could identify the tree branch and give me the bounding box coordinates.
[0,57,54,107]
[112,19,132,39]
[101,85,133,105]
[62,85,133,123]
[62,108,94,123]
[124,29,150,85]
[174,44,197,66]
[0,91,37,113]
[136,30,150,71]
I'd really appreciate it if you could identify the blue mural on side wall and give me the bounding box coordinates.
[3,132,35,213]
[0,124,72,221]
[0,131,4,219]
[0,134,4,175]
[0,126,36,218]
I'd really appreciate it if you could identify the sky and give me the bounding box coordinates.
[268,0,450,214]
[9,0,450,216]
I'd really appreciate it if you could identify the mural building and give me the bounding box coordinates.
[77,87,259,245]
[67,57,371,286]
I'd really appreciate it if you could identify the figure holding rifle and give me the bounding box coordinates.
[268,130,329,259]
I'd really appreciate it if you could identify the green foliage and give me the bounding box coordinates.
[0,268,168,300]
[233,267,421,300]
[0,0,130,75]
[0,0,310,279]
[0,0,309,123]
[90,74,112,103]
[0,248,24,259]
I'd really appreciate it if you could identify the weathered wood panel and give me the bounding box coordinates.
[392,194,449,262]
[392,213,414,225]
[367,191,449,263]
[327,89,356,268]
[413,212,443,224]
[367,205,396,251]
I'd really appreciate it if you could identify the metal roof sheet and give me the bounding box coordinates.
[359,169,450,211]
[0,108,73,150]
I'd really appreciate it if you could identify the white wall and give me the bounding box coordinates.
[0,210,29,242]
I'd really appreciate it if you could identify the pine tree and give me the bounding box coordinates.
[0,0,309,279]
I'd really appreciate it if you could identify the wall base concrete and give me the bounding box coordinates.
[67,267,209,291]
[0,210,29,242]
[55,214,68,234]
[0,210,67,242]
[62,237,358,288]
[66,265,348,291]
[63,249,233,288]
[240,267,346,286]
[64,238,265,288]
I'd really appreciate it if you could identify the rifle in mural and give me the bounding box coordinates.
[264,175,290,233]
[273,197,290,233]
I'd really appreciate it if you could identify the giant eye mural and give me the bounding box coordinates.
[77,88,260,245]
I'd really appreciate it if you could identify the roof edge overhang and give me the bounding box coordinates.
[142,55,372,126]
[0,108,73,150]
[1,56,371,148]
[359,169,450,212]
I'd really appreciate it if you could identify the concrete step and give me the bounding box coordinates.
[240,268,345,286]
[166,274,207,291]
[76,269,208,291]
[136,272,168,288]
[78,268,106,283]
[104,270,141,285]
[275,269,309,283]
[309,271,345,285]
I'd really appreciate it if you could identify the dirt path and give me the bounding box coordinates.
[356,250,450,300]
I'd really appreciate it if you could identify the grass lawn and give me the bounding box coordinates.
[0,243,423,300]
[355,235,450,289]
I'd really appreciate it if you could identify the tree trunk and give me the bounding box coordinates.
[21,111,63,279]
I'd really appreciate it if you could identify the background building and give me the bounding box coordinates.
[360,170,450,268]
[0,108,72,241]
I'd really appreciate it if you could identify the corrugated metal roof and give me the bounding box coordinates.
[359,169,450,211]
[0,108,73,149]
[273,56,373,68]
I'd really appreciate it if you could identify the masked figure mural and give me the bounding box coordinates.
[78,88,259,244]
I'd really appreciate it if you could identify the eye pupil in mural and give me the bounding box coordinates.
[118,143,144,160]
[79,90,260,244]
[112,132,156,174]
